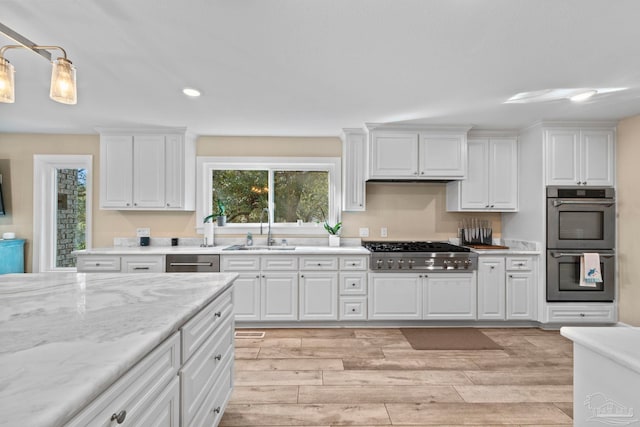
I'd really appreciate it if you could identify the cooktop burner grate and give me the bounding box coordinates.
[363,241,471,253]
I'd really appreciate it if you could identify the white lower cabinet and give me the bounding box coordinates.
[423,273,476,320]
[545,303,616,323]
[233,273,261,321]
[134,377,180,427]
[368,274,422,320]
[261,272,298,321]
[477,257,506,320]
[477,255,537,321]
[339,296,367,320]
[76,254,164,273]
[369,273,476,320]
[121,255,165,273]
[299,272,338,320]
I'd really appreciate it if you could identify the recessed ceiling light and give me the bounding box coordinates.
[182,88,201,97]
[505,87,627,104]
[569,90,598,102]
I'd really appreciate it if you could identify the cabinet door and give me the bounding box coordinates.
[418,133,467,178]
[369,132,419,178]
[233,273,261,321]
[423,273,476,320]
[100,135,133,208]
[506,272,536,320]
[368,274,422,319]
[339,271,367,296]
[135,377,180,427]
[489,138,518,210]
[342,130,366,211]
[261,272,298,321]
[164,134,184,209]
[545,129,580,185]
[299,272,338,320]
[133,135,166,208]
[477,257,506,320]
[460,138,490,209]
[581,129,614,186]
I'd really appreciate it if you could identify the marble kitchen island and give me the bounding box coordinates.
[0,272,238,427]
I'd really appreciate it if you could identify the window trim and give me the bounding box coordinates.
[33,154,93,272]
[196,156,341,235]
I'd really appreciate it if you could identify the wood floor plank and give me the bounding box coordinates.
[220,403,391,426]
[230,385,299,403]
[258,347,385,359]
[383,349,511,359]
[236,358,344,371]
[353,328,405,338]
[257,328,357,338]
[471,356,572,370]
[385,402,573,425]
[343,357,480,371]
[235,370,323,386]
[235,347,260,359]
[322,369,472,386]
[464,368,573,385]
[235,338,302,348]
[298,385,463,404]
[454,385,573,403]
[301,337,411,349]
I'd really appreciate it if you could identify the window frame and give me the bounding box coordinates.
[196,156,341,235]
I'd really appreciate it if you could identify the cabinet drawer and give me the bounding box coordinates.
[67,332,180,427]
[221,256,260,271]
[506,257,533,271]
[339,272,367,295]
[188,357,233,427]
[300,256,338,270]
[261,256,298,271]
[181,287,233,362]
[76,256,121,272]
[122,255,165,273]
[339,256,368,270]
[546,304,616,323]
[180,315,234,427]
[339,297,367,320]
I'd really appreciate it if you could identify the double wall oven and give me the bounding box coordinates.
[546,187,615,302]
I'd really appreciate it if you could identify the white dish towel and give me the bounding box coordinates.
[580,253,602,287]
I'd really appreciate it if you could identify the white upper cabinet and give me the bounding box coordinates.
[366,124,470,180]
[99,128,196,210]
[341,129,367,211]
[447,136,518,212]
[545,127,614,186]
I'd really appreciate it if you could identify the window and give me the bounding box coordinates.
[197,157,340,234]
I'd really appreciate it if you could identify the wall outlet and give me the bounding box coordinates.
[359,227,370,238]
[136,227,151,237]
[380,227,388,237]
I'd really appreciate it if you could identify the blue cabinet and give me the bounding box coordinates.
[0,239,25,274]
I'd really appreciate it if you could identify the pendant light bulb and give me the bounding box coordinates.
[0,56,15,104]
[50,57,76,105]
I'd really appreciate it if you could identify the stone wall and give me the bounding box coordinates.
[56,169,79,268]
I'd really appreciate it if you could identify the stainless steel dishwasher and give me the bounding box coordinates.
[165,254,220,272]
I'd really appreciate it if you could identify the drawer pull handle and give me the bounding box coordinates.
[351,308,356,312]
[317,263,322,266]
[351,283,356,287]
[169,262,214,267]
[580,313,586,317]
[214,311,222,318]
[111,410,127,424]
[351,263,356,266]
[95,263,100,266]
[134,267,150,270]
[214,354,222,361]
[213,406,221,414]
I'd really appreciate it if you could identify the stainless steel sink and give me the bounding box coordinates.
[224,245,296,251]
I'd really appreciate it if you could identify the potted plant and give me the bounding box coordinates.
[214,199,227,226]
[324,221,342,247]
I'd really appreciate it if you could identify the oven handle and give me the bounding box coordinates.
[550,252,615,258]
[552,200,615,207]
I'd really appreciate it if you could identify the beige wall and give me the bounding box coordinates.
[616,116,640,326]
[1,133,499,272]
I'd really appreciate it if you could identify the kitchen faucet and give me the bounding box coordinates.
[260,207,275,246]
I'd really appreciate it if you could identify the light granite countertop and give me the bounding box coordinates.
[74,245,371,256]
[0,272,238,427]
[561,326,640,375]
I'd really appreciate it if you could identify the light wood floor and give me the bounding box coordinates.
[220,328,574,426]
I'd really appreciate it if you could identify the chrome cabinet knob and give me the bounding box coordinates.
[214,354,222,361]
[213,406,221,414]
[214,311,222,317]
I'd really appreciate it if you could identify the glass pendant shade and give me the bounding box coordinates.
[50,57,76,104]
[0,57,15,103]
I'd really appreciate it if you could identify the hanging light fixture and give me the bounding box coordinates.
[0,44,77,105]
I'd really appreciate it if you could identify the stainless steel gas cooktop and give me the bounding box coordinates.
[363,241,477,272]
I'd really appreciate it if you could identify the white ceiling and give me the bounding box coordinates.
[1,0,640,136]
